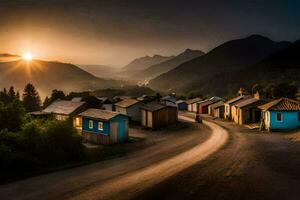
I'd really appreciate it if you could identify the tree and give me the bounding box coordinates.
[43,89,66,108]
[0,100,25,132]
[22,83,41,112]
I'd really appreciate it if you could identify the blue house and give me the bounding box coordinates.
[78,109,129,144]
[176,100,188,111]
[259,98,300,131]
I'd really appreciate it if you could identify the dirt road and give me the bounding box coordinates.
[0,115,228,200]
[135,114,300,200]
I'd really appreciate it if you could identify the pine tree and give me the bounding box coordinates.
[22,83,41,112]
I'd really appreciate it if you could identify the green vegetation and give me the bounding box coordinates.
[92,86,156,98]
[0,84,129,183]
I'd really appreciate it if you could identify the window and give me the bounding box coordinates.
[75,117,80,126]
[89,120,93,129]
[98,122,103,131]
[276,113,283,122]
[298,112,300,121]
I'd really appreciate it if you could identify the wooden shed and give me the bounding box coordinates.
[114,99,143,122]
[140,102,178,129]
[186,98,202,112]
[78,109,129,145]
[208,101,225,118]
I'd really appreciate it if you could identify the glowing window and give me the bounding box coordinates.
[98,122,103,131]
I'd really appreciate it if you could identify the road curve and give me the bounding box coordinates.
[67,117,228,200]
[0,115,228,200]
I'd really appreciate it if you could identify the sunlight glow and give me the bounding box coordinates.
[23,53,33,61]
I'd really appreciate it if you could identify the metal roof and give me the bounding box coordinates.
[185,97,202,104]
[43,100,85,115]
[114,99,140,108]
[258,98,300,111]
[235,98,260,108]
[79,109,123,120]
[140,102,167,112]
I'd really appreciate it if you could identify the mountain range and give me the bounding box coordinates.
[0,60,125,98]
[133,49,205,81]
[148,35,294,96]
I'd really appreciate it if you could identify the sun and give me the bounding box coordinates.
[23,53,33,61]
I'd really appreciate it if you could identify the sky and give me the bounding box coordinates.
[0,0,300,66]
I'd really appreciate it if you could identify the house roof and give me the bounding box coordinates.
[186,97,202,104]
[114,99,140,108]
[43,100,85,115]
[162,96,176,103]
[140,102,167,112]
[258,98,300,111]
[210,101,225,109]
[176,100,187,104]
[198,99,217,107]
[79,109,123,121]
[235,98,260,108]
[226,95,248,104]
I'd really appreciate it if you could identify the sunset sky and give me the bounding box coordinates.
[0,0,300,66]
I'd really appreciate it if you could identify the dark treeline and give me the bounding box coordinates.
[0,83,85,182]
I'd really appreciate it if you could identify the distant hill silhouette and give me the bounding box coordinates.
[120,54,174,78]
[133,49,204,81]
[0,60,125,98]
[149,35,292,95]
[78,65,120,79]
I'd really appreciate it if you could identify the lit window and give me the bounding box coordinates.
[276,113,282,122]
[98,122,103,131]
[89,120,93,129]
[75,117,80,126]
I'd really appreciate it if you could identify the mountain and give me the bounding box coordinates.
[122,54,174,74]
[0,60,125,98]
[133,49,205,81]
[148,35,292,95]
[78,65,120,79]
[208,39,300,96]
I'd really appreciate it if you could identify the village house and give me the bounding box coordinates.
[224,95,251,120]
[140,102,178,129]
[208,101,225,118]
[176,100,188,111]
[198,97,223,114]
[259,98,300,131]
[114,98,143,122]
[186,97,202,112]
[232,97,265,125]
[78,109,129,144]
[42,100,87,129]
[97,97,113,111]
[161,95,177,107]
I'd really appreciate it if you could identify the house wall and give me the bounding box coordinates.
[232,106,238,123]
[269,111,300,130]
[82,117,110,135]
[55,114,69,121]
[177,103,187,111]
[224,103,231,119]
[214,106,225,118]
[192,103,198,112]
[82,115,128,144]
[116,103,142,122]
[188,104,193,112]
[141,107,177,129]
[103,104,113,111]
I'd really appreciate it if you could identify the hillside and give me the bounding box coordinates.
[0,60,125,98]
[78,65,120,79]
[149,35,291,94]
[133,49,204,81]
[208,40,300,96]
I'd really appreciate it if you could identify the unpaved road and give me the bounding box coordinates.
[135,113,300,200]
[0,115,228,200]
